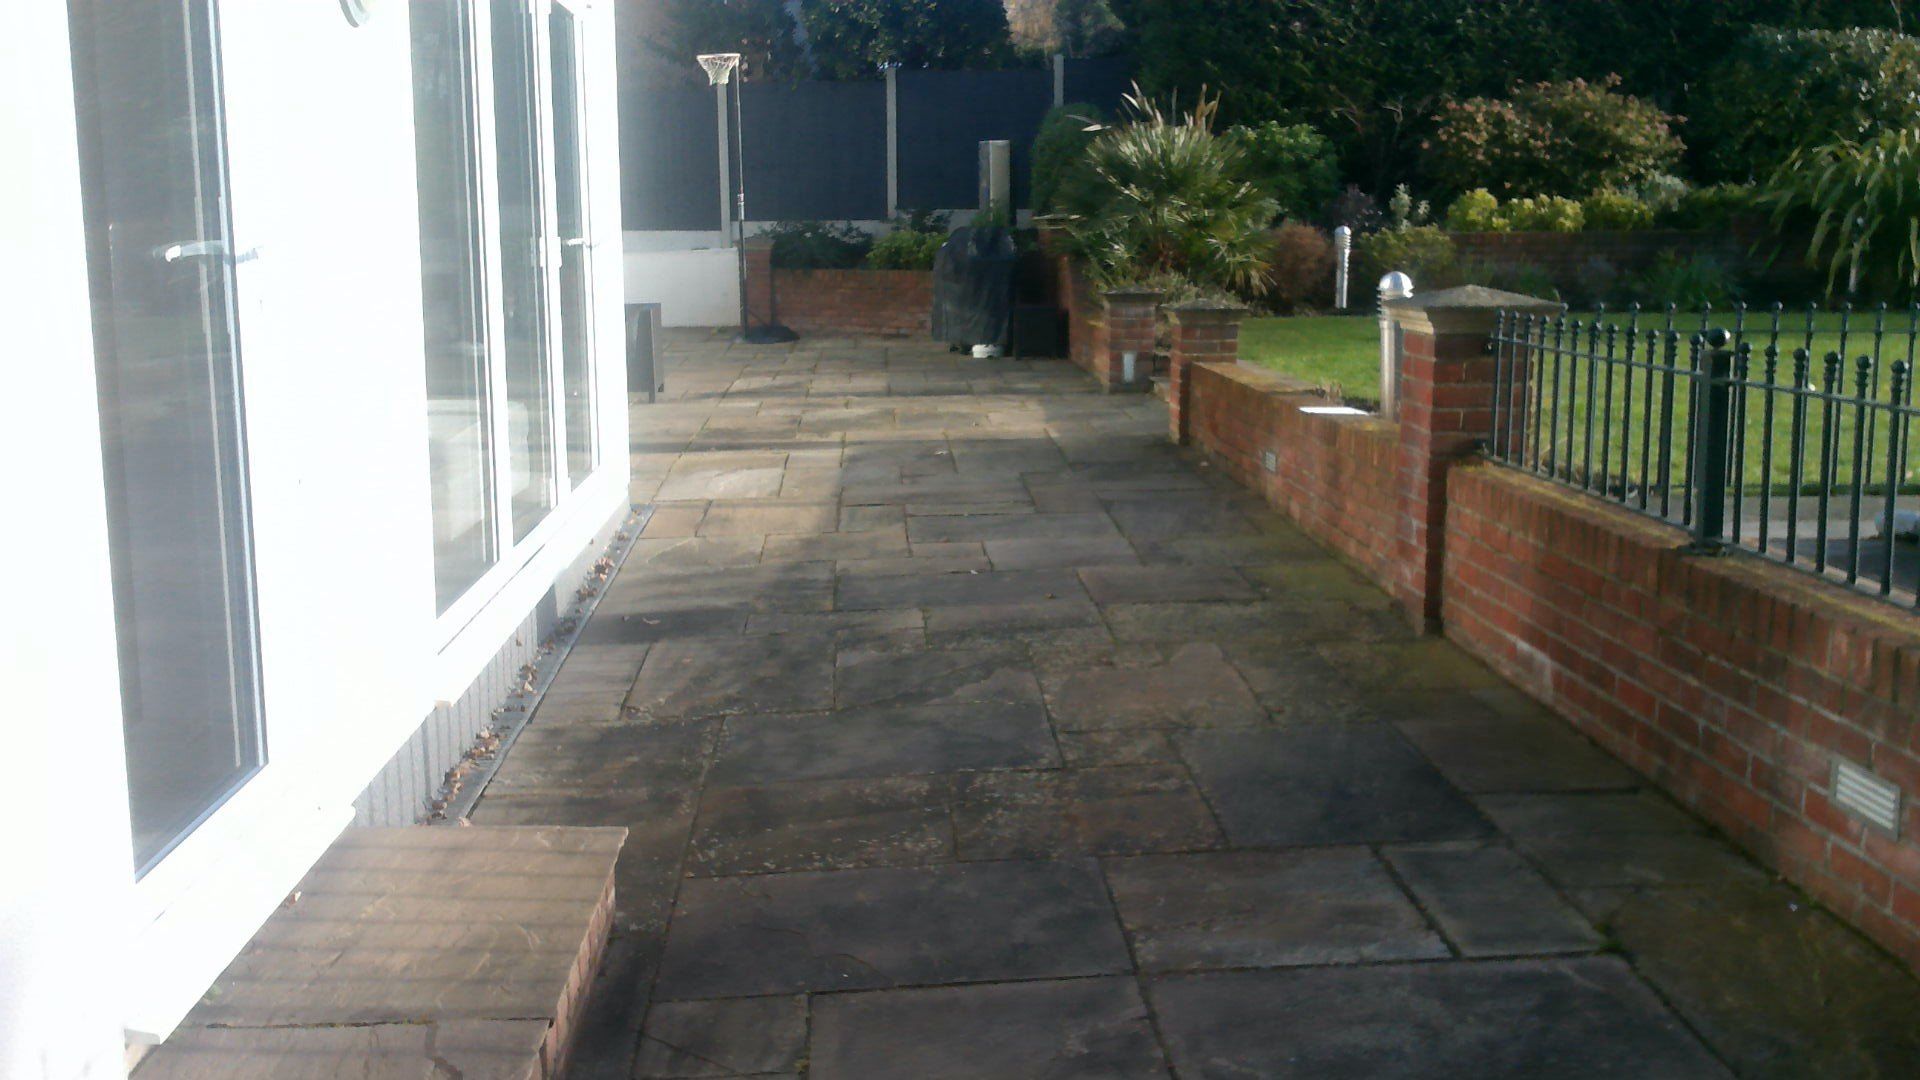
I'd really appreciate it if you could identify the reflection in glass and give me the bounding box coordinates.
[491,0,555,540]
[411,0,496,610]
[550,4,597,486]
[69,0,266,873]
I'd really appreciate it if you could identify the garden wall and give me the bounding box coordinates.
[1176,293,1920,974]
[766,268,933,338]
[1447,226,1809,298]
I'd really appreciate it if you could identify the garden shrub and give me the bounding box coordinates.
[1633,252,1741,307]
[1324,185,1384,234]
[1262,223,1335,312]
[1454,258,1560,302]
[1058,91,1277,296]
[1031,103,1107,214]
[1500,195,1584,232]
[1425,76,1682,199]
[767,221,872,269]
[1355,225,1456,290]
[1767,128,1920,298]
[1581,189,1654,231]
[1660,183,1763,230]
[865,228,946,269]
[1689,27,1920,183]
[1444,189,1502,232]
[1224,121,1340,223]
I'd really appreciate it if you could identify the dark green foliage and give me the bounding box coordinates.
[1632,252,1742,306]
[799,0,1012,80]
[1030,103,1108,214]
[1425,77,1683,199]
[1009,0,1126,58]
[1767,129,1920,297]
[648,0,808,82]
[1354,225,1457,289]
[766,221,873,268]
[865,228,946,269]
[1057,92,1278,295]
[1224,122,1341,223]
[1659,184,1765,230]
[1689,27,1920,182]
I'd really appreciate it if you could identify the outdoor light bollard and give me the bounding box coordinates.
[1377,272,1414,419]
[1333,226,1352,310]
[1102,287,1163,393]
[1686,329,1738,554]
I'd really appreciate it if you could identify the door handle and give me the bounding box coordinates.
[563,237,593,249]
[156,239,228,263]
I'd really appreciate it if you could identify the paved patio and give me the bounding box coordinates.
[475,332,1920,1079]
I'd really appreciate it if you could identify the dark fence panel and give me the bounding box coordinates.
[896,68,1050,211]
[1063,55,1132,113]
[741,81,887,221]
[622,83,720,230]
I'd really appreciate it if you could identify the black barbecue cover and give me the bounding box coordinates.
[931,226,1018,348]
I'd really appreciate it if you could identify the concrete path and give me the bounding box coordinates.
[476,332,1920,1079]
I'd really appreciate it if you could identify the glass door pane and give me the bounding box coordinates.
[549,3,596,486]
[411,0,497,611]
[490,0,556,541]
[69,0,266,874]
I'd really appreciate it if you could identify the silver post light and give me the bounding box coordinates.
[1333,226,1352,310]
[1378,271,1414,418]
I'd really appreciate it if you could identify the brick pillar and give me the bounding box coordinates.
[1384,286,1560,631]
[1165,302,1245,445]
[742,237,774,330]
[1101,288,1162,391]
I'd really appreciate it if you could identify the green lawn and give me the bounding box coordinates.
[1240,312,1919,497]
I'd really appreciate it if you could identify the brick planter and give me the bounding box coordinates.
[769,268,934,338]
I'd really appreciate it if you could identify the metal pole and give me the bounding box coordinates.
[731,75,750,333]
[1333,226,1352,310]
[1687,328,1735,553]
[714,78,731,248]
[885,66,899,220]
[1052,53,1065,107]
[1378,272,1413,419]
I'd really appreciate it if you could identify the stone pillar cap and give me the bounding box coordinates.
[1164,299,1249,321]
[1384,285,1561,335]
[1102,286,1165,302]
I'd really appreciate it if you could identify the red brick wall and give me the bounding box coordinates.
[1186,361,1400,587]
[1442,462,1920,972]
[767,269,933,338]
[1447,226,1808,295]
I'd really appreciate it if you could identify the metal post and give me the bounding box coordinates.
[1687,329,1735,553]
[1378,272,1414,419]
[885,66,899,219]
[1333,226,1352,310]
[713,78,732,247]
[1052,53,1065,107]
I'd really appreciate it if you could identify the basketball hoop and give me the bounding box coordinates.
[697,52,741,86]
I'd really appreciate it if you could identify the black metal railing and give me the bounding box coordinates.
[1487,304,1920,608]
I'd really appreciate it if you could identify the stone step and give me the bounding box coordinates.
[134,826,626,1080]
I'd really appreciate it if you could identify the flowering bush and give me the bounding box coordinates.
[1443,188,1502,231]
[1580,189,1654,231]
[1500,195,1584,232]
[1355,225,1456,290]
[1425,76,1682,199]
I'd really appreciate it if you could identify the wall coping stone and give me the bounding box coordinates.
[1386,285,1561,336]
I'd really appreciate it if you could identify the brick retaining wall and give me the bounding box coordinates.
[1442,463,1920,972]
[771,268,933,337]
[1178,286,1920,973]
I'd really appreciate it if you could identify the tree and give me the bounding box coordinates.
[644,0,808,82]
[799,0,1014,80]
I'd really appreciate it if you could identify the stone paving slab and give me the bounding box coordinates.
[462,333,1920,1079]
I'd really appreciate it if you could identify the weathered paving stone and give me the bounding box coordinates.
[628,636,835,719]
[1394,712,1639,792]
[1512,830,1766,889]
[484,718,716,794]
[809,978,1168,1079]
[696,500,839,537]
[761,527,908,562]
[1102,600,1377,645]
[742,608,924,650]
[623,536,765,573]
[921,599,1107,643]
[709,700,1060,785]
[634,996,808,1078]
[904,510,1122,544]
[1220,639,1378,722]
[1604,884,1920,1079]
[1042,643,1266,730]
[1105,849,1446,972]
[1103,495,1256,542]
[1148,958,1729,1078]
[1179,726,1493,846]
[689,776,952,875]
[600,563,836,615]
[1055,729,1180,768]
[652,860,1130,999]
[639,504,708,538]
[950,765,1222,859]
[1078,564,1256,605]
[835,567,1088,610]
[1382,842,1602,957]
[655,455,787,500]
[834,645,1040,709]
[1240,559,1397,608]
[135,1022,554,1080]
[1474,790,1707,837]
[575,608,750,647]
[1319,639,1508,693]
[983,534,1140,570]
[1131,530,1329,566]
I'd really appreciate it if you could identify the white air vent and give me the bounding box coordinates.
[1261,449,1278,473]
[1833,760,1903,835]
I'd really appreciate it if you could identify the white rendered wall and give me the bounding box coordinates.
[624,241,741,326]
[2,1,631,1067]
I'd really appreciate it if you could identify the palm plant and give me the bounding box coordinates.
[1767,128,1920,299]
[1057,88,1278,297]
